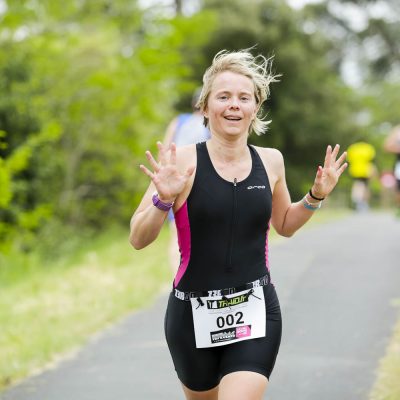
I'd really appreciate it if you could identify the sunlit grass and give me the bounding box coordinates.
[0,208,351,391]
[369,307,400,400]
[0,226,172,390]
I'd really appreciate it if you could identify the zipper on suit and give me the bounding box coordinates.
[226,178,237,272]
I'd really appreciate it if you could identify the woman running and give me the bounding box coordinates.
[129,49,348,400]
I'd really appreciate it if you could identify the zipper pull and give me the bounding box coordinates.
[233,178,237,186]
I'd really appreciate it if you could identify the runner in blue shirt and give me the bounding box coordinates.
[163,89,211,271]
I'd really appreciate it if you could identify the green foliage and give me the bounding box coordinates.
[0,159,11,208]
[0,1,214,254]
[0,127,60,252]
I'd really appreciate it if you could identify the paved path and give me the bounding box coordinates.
[2,212,400,400]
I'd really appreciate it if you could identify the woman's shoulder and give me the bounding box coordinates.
[251,146,285,188]
[252,145,284,166]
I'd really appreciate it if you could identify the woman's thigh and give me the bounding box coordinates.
[165,293,221,391]
[219,317,282,380]
[181,383,219,400]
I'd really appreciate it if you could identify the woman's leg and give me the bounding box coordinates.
[165,294,221,399]
[218,371,267,400]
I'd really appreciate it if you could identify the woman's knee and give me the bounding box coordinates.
[218,371,268,400]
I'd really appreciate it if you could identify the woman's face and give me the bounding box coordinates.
[204,70,258,138]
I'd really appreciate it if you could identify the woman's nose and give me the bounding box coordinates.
[228,97,240,109]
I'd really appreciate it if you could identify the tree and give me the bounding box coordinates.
[301,0,400,175]
[0,0,214,254]
[302,0,400,81]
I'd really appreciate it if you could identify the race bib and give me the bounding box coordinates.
[190,286,266,348]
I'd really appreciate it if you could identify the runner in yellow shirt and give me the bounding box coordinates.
[347,141,376,211]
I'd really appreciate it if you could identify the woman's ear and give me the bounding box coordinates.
[203,106,209,119]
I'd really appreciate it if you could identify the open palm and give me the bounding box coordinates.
[139,142,195,202]
[312,144,348,198]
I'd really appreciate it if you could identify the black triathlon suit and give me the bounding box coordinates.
[164,142,282,391]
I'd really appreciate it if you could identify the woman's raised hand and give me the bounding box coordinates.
[139,142,195,202]
[311,144,348,199]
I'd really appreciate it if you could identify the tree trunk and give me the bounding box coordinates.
[175,0,182,15]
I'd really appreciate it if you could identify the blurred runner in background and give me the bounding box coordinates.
[383,125,400,215]
[347,141,376,211]
[163,89,211,272]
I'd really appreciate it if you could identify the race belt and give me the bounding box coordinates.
[174,273,270,301]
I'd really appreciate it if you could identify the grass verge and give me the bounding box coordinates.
[369,306,400,400]
[0,208,350,392]
[0,226,172,391]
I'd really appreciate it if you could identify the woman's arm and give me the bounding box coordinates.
[129,142,195,249]
[129,183,170,249]
[269,145,347,237]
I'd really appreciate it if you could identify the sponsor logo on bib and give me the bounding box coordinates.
[207,293,249,309]
[210,325,252,344]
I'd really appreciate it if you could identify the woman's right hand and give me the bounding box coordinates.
[139,142,195,202]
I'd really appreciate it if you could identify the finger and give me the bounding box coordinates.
[157,141,167,166]
[139,164,155,180]
[184,165,196,178]
[335,151,347,169]
[313,167,323,188]
[331,144,340,162]
[145,151,160,172]
[336,162,348,177]
[170,142,177,165]
[315,165,323,181]
[324,145,332,168]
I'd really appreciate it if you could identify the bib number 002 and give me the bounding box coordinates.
[190,286,266,348]
[216,311,244,328]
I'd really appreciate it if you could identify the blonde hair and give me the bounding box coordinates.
[196,49,280,136]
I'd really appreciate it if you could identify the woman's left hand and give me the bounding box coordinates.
[311,144,348,199]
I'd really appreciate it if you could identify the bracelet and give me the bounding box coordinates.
[302,195,322,211]
[309,188,325,201]
[152,193,174,212]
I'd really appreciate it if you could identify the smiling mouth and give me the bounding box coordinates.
[224,116,242,121]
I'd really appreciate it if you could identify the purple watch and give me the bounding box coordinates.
[152,193,174,211]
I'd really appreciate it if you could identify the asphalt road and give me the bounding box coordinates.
[2,212,400,400]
